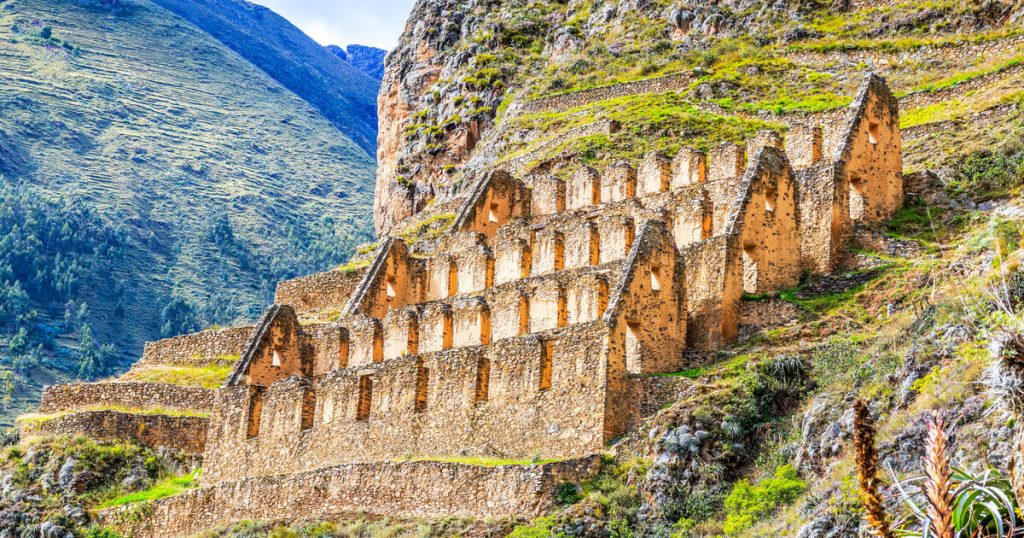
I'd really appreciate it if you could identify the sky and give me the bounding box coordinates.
[251,0,417,50]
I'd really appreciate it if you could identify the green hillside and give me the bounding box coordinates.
[0,0,376,424]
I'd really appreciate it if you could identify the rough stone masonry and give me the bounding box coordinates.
[29,73,902,537]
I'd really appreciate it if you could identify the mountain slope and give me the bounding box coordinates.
[330,44,387,81]
[0,0,376,424]
[149,0,381,155]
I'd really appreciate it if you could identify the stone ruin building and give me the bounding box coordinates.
[22,74,902,537]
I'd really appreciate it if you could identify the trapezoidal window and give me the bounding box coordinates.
[246,387,266,439]
[742,244,758,294]
[518,295,530,336]
[538,341,553,391]
[479,308,492,345]
[372,324,384,364]
[589,227,601,266]
[338,331,350,369]
[702,205,714,240]
[849,176,865,221]
[650,266,663,292]
[356,375,373,421]
[764,185,777,213]
[415,361,429,412]
[474,356,490,403]
[447,261,459,298]
[557,288,568,328]
[385,275,397,299]
[520,240,533,278]
[442,310,454,350]
[552,233,565,272]
[867,121,880,145]
[624,221,636,256]
[271,348,282,368]
[625,322,642,372]
[300,389,316,431]
[487,202,500,223]
[322,395,334,425]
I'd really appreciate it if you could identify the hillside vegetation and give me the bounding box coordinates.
[0,0,376,424]
[149,0,381,154]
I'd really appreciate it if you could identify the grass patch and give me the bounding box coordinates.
[396,213,457,244]
[885,203,942,243]
[119,364,233,389]
[947,145,1024,199]
[506,91,783,170]
[394,455,565,467]
[786,27,1020,54]
[97,470,201,509]
[18,405,210,426]
[910,54,1024,94]
[779,285,863,314]
[335,259,371,272]
[652,367,708,379]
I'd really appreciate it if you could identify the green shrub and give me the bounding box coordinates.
[948,147,1024,199]
[98,469,201,508]
[556,482,581,505]
[508,516,557,538]
[83,527,122,538]
[722,465,806,536]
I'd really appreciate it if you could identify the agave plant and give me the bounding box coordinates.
[854,404,1024,538]
[889,464,1023,538]
[887,413,1022,538]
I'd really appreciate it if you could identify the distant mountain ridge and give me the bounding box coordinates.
[328,44,387,81]
[150,0,381,155]
[0,0,378,424]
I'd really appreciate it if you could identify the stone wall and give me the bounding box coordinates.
[39,382,214,414]
[785,34,1024,75]
[138,326,251,368]
[203,322,615,482]
[100,457,603,538]
[520,72,693,114]
[622,375,696,431]
[503,120,620,177]
[20,411,207,453]
[604,220,687,374]
[274,268,368,314]
[739,298,801,333]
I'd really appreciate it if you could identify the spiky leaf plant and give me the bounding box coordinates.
[887,413,1021,537]
[890,464,1022,538]
[985,331,1024,417]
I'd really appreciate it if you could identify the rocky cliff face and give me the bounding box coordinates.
[373,0,1017,235]
[372,0,802,234]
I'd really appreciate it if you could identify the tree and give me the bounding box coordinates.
[0,370,15,412]
[7,328,27,355]
[77,324,114,378]
[160,296,200,338]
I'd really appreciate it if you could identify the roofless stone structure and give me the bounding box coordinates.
[25,74,903,537]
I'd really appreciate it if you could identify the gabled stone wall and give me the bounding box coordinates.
[203,322,615,482]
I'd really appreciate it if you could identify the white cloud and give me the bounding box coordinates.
[251,0,416,49]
